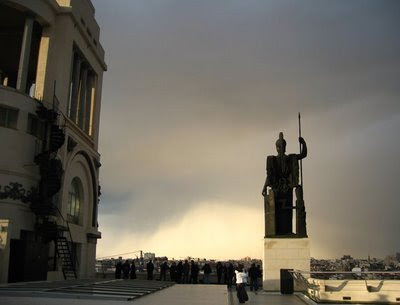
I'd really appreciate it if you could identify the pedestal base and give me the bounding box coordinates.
[263,237,310,291]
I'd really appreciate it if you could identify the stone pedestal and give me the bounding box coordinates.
[263,237,310,291]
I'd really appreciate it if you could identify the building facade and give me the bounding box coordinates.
[0,0,106,283]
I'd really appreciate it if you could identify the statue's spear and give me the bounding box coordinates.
[298,112,303,187]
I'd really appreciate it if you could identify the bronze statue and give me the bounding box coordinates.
[262,132,307,237]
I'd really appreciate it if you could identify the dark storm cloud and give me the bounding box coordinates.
[97,0,400,130]
[93,0,400,257]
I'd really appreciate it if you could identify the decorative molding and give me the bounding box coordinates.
[67,136,78,152]
[64,117,95,148]
[93,157,101,168]
[87,232,101,239]
[0,182,36,203]
[76,151,99,227]
[0,169,39,181]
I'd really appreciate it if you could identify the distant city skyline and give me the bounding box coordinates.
[92,0,400,259]
[96,248,399,261]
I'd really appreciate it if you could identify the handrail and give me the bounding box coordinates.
[295,270,400,274]
[97,250,143,260]
[290,270,317,290]
[290,270,400,298]
[289,270,400,287]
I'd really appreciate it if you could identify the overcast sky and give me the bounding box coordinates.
[92,0,400,260]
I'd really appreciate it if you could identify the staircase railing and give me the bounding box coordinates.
[55,207,79,279]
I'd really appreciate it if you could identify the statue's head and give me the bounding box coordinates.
[275,132,286,155]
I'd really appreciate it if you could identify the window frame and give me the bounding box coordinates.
[67,177,83,225]
[26,113,45,139]
[0,104,19,129]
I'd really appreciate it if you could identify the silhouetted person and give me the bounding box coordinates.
[122,260,130,279]
[223,263,228,284]
[190,260,199,284]
[176,261,183,283]
[115,260,122,279]
[146,260,154,280]
[248,263,258,291]
[183,260,190,284]
[130,260,136,279]
[182,259,190,284]
[159,261,169,281]
[235,264,248,303]
[216,262,223,284]
[170,261,177,281]
[227,263,234,288]
[256,265,262,288]
[202,263,212,284]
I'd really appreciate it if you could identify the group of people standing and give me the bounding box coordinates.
[115,259,261,304]
[146,260,261,289]
[150,259,210,284]
[115,259,261,290]
[115,259,136,279]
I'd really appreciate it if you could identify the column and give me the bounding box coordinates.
[69,54,81,122]
[84,71,95,134]
[77,66,88,129]
[16,15,34,92]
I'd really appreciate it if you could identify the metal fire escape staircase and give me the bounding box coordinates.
[55,235,77,280]
[54,209,79,280]
[31,101,78,280]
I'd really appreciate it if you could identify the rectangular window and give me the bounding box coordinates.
[0,105,18,129]
[27,113,45,139]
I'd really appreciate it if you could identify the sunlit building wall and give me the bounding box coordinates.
[0,0,106,283]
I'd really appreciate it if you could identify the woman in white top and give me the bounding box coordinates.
[235,265,249,303]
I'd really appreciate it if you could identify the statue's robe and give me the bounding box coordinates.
[266,154,299,235]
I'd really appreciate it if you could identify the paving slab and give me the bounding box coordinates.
[131,284,228,305]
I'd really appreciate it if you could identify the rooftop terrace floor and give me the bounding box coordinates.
[0,279,343,305]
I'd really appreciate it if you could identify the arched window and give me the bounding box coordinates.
[67,177,83,224]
